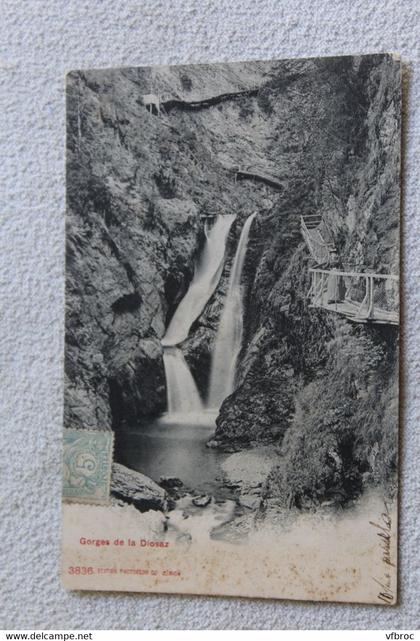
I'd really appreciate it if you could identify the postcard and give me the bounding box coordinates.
[62,53,400,604]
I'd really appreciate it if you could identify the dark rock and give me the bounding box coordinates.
[192,495,212,508]
[111,463,167,513]
[159,476,184,489]
[159,477,190,500]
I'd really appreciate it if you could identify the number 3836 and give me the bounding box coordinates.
[67,566,94,575]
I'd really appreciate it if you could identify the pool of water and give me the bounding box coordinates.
[115,412,231,499]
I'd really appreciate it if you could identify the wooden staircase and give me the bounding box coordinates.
[300,214,336,266]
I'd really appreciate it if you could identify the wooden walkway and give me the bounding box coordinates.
[235,168,284,190]
[141,88,260,115]
[308,268,399,326]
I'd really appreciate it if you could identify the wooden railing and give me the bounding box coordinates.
[308,268,399,325]
[235,168,284,190]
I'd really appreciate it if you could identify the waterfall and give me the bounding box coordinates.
[208,212,257,409]
[162,347,203,416]
[162,214,236,347]
[161,214,235,419]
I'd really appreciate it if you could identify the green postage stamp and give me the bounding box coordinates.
[62,429,114,504]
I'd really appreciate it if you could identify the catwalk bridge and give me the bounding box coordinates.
[141,87,260,115]
[308,268,399,326]
[234,168,284,190]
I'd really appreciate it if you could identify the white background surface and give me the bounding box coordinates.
[1,0,419,630]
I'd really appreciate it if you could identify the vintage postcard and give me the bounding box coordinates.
[62,54,401,604]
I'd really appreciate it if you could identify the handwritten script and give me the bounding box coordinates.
[370,501,395,604]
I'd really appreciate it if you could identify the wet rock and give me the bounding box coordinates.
[111,463,167,513]
[192,495,212,508]
[159,476,184,489]
[159,476,189,501]
[107,337,166,427]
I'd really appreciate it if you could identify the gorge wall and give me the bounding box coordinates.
[65,55,400,508]
[211,55,400,508]
[65,60,271,429]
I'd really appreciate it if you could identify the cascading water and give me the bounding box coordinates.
[162,347,203,416]
[162,214,236,347]
[161,214,235,418]
[208,212,257,409]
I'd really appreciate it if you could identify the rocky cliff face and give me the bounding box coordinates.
[65,55,400,508]
[65,60,285,428]
[210,55,400,506]
[65,68,200,429]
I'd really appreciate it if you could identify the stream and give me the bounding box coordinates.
[116,413,232,499]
